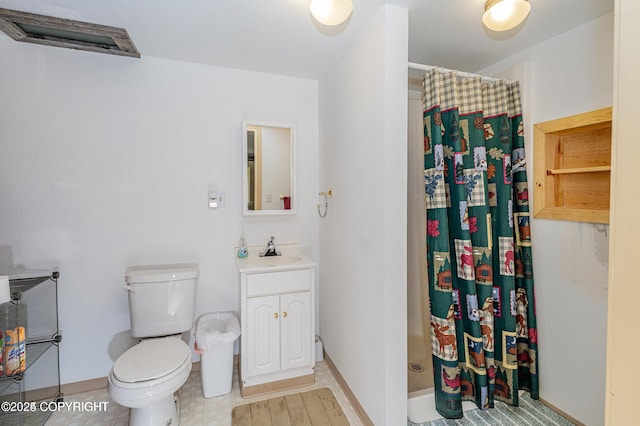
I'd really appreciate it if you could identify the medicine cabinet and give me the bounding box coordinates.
[533,107,612,224]
[242,121,296,216]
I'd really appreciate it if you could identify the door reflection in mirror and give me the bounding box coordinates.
[242,122,295,216]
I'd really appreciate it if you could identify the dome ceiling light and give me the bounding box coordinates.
[482,0,531,32]
[309,0,353,26]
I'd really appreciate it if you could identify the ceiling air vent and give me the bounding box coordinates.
[0,8,139,58]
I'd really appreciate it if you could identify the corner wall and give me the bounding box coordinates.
[318,5,408,424]
[606,0,640,423]
[479,12,614,424]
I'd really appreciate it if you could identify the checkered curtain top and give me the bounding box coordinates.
[457,77,483,115]
[423,70,484,114]
[482,80,509,117]
[482,80,523,117]
[423,69,523,118]
[422,68,442,111]
[509,81,523,117]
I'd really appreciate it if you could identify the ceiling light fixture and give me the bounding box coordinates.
[482,0,531,32]
[309,0,353,26]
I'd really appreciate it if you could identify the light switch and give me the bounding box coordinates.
[208,184,218,209]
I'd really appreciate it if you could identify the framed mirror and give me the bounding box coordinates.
[242,121,296,216]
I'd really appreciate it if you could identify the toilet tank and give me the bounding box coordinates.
[125,263,199,338]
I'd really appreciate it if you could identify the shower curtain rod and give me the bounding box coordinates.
[408,62,502,82]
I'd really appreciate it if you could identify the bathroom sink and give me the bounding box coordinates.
[235,244,316,273]
[243,256,302,267]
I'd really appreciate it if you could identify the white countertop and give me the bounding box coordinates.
[235,243,316,273]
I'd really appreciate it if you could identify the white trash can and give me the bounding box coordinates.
[195,312,240,398]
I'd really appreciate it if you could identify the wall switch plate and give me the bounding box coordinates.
[208,184,218,209]
[218,191,227,208]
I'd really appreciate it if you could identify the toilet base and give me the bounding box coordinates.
[129,393,180,426]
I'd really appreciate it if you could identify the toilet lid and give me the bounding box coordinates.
[113,338,190,383]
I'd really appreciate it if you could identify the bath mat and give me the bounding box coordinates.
[232,387,349,426]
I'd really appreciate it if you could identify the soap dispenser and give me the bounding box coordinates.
[237,233,248,258]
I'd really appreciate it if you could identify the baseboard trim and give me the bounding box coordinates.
[59,358,225,396]
[240,373,315,398]
[60,356,243,397]
[324,351,374,426]
[61,377,107,396]
[539,398,586,426]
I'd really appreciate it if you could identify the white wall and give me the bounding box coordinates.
[606,1,640,423]
[479,12,614,425]
[0,35,319,385]
[318,5,408,425]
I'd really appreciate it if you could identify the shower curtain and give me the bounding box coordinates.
[423,68,538,419]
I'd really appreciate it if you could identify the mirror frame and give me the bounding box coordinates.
[242,121,296,216]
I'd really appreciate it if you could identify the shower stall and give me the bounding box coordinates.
[407,89,477,424]
[406,62,538,423]
[407,89,439,422]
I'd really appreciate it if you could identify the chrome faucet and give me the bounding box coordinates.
[260,236,280,257]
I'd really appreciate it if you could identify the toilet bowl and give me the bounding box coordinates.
[108,263,199,425]
[108,337,192,425]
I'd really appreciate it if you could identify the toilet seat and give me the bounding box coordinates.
[108,337,192,411]
[113,338,191,383]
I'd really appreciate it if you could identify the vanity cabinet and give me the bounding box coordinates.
[0,268,62,426]
[238,261,315,398]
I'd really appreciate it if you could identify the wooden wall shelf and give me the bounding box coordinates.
[533,107,612,224]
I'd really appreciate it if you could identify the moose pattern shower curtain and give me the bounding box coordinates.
[423,69,538,419]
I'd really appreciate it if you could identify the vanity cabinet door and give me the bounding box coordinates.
[246,295,280,377]
[280,291,312,371]
[239,264,315,395]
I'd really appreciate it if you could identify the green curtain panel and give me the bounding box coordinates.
[422,69,539,419]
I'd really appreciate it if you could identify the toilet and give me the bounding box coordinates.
[107,263,199,426]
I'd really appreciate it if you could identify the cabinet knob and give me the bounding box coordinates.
[274,313,278,319]
[282,312,288,318]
